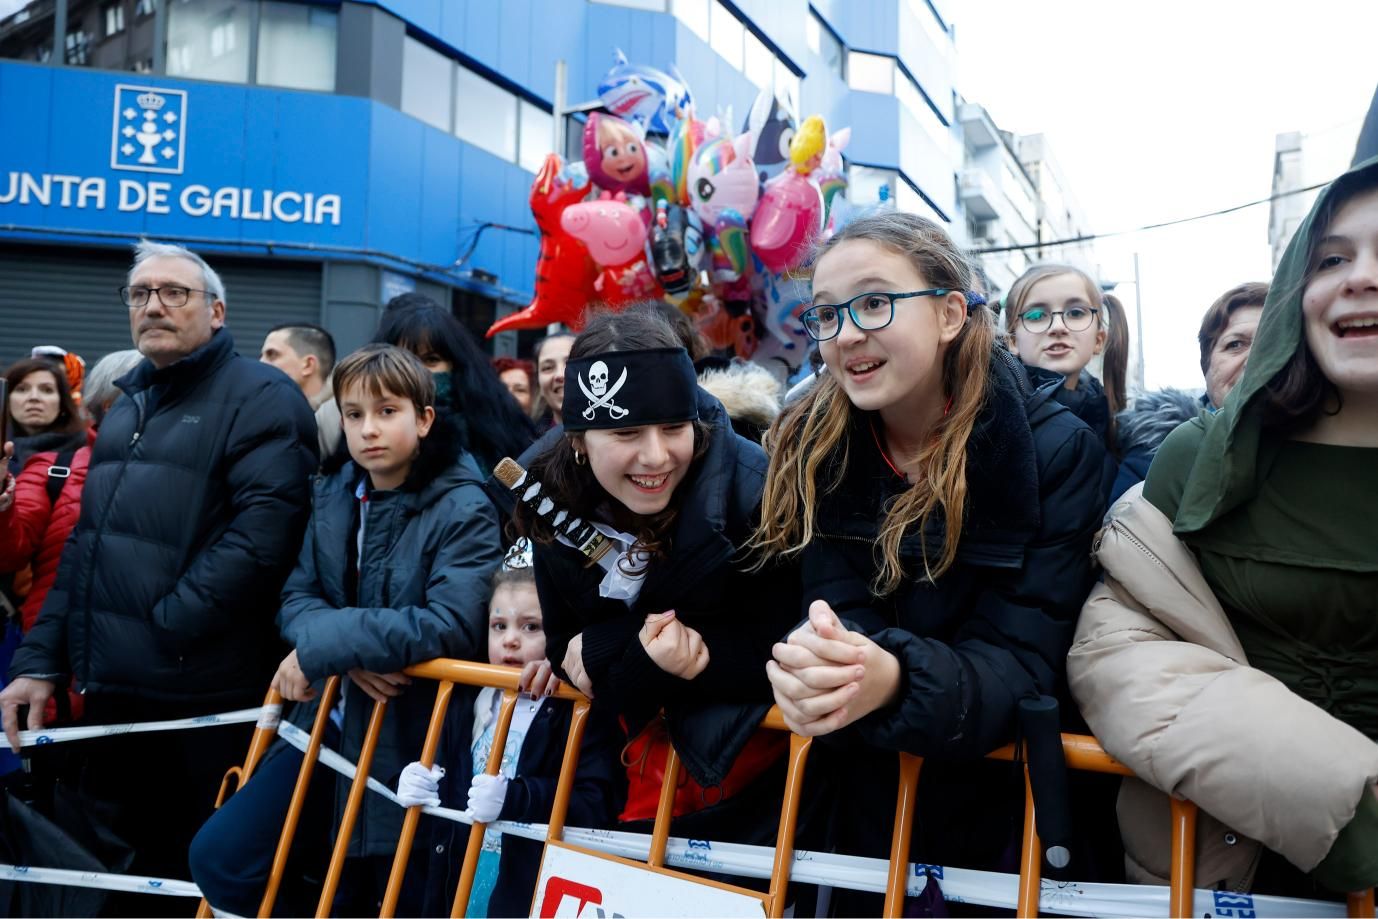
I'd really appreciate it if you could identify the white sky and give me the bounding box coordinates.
[953,0,1378,389]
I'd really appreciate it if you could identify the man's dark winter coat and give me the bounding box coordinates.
[9,329,317,705]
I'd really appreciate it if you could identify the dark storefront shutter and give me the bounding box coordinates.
[0,243,321,368]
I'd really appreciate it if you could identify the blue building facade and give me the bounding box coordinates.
[0,0,961,364]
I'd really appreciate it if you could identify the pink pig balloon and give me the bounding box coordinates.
[750,170,823,274]
[561,195,650,269]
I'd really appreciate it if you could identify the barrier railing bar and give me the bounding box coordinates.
[317,698,389,916]
[988,734,1134,777]
[1169,797,1197,918]
[648,743,683,869]
[198,690,284,919]
[404,659,586,701]
[1351,888,1377,918]
[1016,765,1042,918]
[258,675,341,918]
[379,679,454,917]
[544,699,592,841]
[766,732,813,919]
[450,688,520,919]
[883,753,924,917]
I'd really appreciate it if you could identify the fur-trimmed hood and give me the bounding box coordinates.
[697,360,783,442]
[1116,388,1202,455]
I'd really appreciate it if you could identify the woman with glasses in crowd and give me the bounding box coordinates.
[1004,264,1127,501]
[752,212,1107,912]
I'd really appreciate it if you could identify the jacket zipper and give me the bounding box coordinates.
[1104,518,1170,575]
[79,392,150,689]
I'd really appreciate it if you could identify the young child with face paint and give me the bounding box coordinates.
[395,543,620,918]
[509,303,800,842]
[753,212,1107,910]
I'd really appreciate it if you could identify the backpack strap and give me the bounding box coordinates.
[45,449,77,508]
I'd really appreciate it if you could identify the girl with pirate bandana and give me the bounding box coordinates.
[510,303,801,844]
[751,212,1107,910]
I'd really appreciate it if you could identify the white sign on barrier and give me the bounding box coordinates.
[531,842,767,918]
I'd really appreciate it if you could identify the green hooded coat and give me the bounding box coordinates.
[1143,156,1378,893]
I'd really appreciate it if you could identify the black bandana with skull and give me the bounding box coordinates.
[561,347,700,432]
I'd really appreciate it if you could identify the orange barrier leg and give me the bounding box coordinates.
[544,700,592,842]
[1169,797,1197,918]
[258,676,341,918]
[1016,765,1042,918]
[449,689,520,919]
[1349,889,1376,918]
[197,688,286,918]
[883,753,923,918]
[378,680,454,917]
[316,698,388,916]
[648,743,682,868]
[766,733,813,919]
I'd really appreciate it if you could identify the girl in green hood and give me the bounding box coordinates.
[1142,156,1378,897]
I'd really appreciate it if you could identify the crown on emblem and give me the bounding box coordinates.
[136,91,166,111]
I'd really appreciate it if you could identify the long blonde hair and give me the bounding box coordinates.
[752,212,997,594]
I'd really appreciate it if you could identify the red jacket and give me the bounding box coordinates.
[0,431,94,631]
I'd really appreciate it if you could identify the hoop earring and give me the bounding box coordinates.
[573,449,586,466]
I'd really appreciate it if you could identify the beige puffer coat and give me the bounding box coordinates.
[1068,484,1378,889]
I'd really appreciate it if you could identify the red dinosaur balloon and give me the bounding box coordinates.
[486,155,598,337]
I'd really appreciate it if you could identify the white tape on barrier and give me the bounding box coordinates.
[16,706,264,748]
[273,721,1350,918]
[0,863,200,898]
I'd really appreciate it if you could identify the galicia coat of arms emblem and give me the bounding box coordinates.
[110,83,187,174]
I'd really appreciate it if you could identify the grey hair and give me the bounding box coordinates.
[82,349,144,421]
[128,239,227,306]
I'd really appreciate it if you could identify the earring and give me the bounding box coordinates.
[573,449,586,466]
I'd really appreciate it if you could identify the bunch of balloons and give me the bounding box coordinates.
[486,50,852,372]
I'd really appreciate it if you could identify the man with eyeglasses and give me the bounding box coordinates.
[0,239,318,907]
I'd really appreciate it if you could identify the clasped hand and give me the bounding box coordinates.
[766,600,900,737]
[639,610,709,680]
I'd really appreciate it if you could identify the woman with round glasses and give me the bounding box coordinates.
[751,212,1107,908]
[1004,264,1127,501]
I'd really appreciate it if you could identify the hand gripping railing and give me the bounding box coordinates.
[204,661,1378,919]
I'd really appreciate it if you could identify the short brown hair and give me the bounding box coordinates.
[332,344,435,414]
[1196,282,1269,377]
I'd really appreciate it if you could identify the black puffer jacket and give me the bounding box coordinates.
[800,347,1108,883]
[521,389,799,788]
[277,420,504,857]
[808,347,1107,761]
[9,330,317,705]
[1040,367,1119,504]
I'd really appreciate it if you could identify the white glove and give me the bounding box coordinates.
[464,772,509,824]
[396,761,445,808]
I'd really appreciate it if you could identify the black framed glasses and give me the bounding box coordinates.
[1018,305,1099,334]
[799,289,952,342]
[119,285,212,309]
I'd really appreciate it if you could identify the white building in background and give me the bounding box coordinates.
[1269,128,1357,269]
[956,104,1098,298]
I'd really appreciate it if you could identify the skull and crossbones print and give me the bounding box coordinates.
[578,360,630,421]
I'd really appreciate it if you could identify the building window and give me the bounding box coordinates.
[849,164,896,208]
[402,36,453,133]
[589,0,667,9]
[806,11,844,80]
[455,64,518,163]
[742,26,773,89]
[896,174,947,223]
[105,3,126,37]
[64,29,91,65]
[847,51,893,94]
[709,2,743,70]
[135,0,157,16]
[168,2,251,83]
[256,2,337,92]
[518,100,554,173]
[671,0,709,42]
[773,58,800,113]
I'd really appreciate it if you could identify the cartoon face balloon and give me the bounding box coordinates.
[561,194,650,269]
[583,113,650,196]
[596,50,694,136]
[744,88,797,182]
[750,169,824,275]
[686,134,759,227]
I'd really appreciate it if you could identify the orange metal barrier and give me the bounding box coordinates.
[208,662,1378,919]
